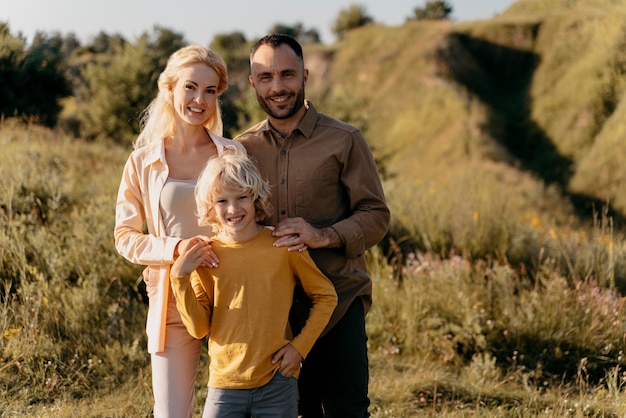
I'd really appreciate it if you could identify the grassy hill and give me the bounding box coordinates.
[5,1,626,416]
[301,0,626,263]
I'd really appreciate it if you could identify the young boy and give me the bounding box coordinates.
[170,151,337,418]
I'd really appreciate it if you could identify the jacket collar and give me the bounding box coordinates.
[142,129,234,166]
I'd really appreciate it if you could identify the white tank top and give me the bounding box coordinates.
[160,177,211,238]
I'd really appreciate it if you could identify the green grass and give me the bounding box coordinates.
[5,2,626,415]
[2,120,626,417]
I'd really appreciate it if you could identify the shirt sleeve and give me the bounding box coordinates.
[114,153,181,265]
[331,130,390,259]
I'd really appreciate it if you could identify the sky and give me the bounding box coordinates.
[2,0,517,46]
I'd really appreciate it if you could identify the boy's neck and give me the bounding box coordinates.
[216,223,264,244]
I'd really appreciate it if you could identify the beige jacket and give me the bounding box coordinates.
[114,131,245,353]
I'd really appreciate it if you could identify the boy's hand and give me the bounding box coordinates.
[271,343,303,378]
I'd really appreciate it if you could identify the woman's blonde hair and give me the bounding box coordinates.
[134,45,228,149]
[195,151,272,233]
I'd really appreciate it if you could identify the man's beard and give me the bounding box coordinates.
[256,83,306,120]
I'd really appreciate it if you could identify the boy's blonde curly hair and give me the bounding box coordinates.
[195,151,272,233]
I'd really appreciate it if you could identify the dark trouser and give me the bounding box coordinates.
[298,299,370,418]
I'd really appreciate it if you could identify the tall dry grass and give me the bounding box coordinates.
[2,120,626,417]
[0,120,148,412]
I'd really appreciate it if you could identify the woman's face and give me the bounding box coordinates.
[171,63,220,126]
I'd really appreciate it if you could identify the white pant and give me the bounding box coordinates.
[151,294,204,418]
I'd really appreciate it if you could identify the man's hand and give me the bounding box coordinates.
[272,217,341,251]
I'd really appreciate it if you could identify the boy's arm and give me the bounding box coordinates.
[170,241,213,339]
[170,271,212,339]
[287,251,338,358]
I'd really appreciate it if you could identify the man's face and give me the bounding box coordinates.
[249,44,308,121]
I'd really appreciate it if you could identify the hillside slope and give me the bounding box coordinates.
[305,0,626,248]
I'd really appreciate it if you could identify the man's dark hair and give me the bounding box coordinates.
[250,33,303,61]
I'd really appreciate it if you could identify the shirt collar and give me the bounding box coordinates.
[261,100,318,139]
[298,100,318,138]
[143,141,166,166]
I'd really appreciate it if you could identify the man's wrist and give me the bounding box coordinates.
[320,227,342,248]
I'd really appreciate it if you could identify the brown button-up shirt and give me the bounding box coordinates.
[235,101,390,331]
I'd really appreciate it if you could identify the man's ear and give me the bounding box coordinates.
[248,75,255,87]
[303,68,309,85]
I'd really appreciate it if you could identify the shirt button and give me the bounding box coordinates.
[281,210,286,215]
[280,150,286,156]
[280,178,285,184]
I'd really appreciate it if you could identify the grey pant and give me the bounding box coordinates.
[203,371,299,418]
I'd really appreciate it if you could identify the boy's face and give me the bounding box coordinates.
[212,186,259,241]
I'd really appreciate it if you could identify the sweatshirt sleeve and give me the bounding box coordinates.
[170,270,213,339]
[288,251,338,358]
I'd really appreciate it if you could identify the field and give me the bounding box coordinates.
[2,118,626,417]
[4,0,626,415]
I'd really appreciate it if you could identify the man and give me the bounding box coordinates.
[235,34,390,418]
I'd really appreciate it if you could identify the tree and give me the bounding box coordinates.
[147,25,186,71]
[77,39,153,143]
[210,31,251,137]
[0,23,71,127]
[75,27,186,144]
[331,4,373,40]
[211,31,248,64]
[267,22,321,44]
[410,0,453,20]
[89,31,127,54]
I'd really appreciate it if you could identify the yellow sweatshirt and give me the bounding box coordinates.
[170,227,337,389]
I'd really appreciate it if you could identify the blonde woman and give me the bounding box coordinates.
[114,45,245,417]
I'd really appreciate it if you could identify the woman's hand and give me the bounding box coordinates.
[175,236,219,267]
[171,240,210,278]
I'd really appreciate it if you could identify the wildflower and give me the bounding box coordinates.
[3,328,20,339]
[549,229,557,240]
